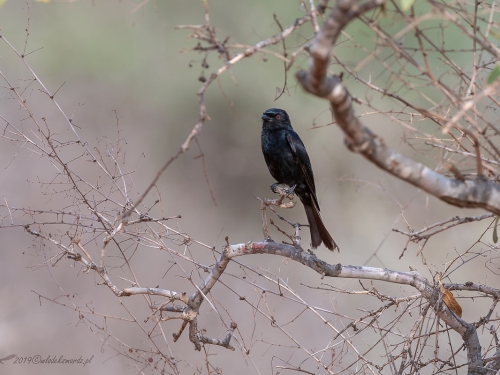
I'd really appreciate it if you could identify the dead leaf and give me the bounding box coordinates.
[438,275,462,318]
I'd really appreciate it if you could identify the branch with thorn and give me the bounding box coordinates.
[295,0,500,216]
[255,184,303,247]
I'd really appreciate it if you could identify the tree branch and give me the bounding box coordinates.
[226,240,485,375]
[295,0,500,216]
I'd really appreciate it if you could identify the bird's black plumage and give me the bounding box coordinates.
[261,108,338,251]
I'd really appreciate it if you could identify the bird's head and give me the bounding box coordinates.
[261,108,291,130]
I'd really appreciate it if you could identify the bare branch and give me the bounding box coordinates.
[296,0,500,216]
[225,240,484,374]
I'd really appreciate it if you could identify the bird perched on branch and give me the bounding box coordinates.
[261,108,338,251]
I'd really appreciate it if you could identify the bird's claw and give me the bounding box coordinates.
[285,184,296,197]
[270,183,296,198]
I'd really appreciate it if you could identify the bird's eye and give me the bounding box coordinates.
[276,115,281,120]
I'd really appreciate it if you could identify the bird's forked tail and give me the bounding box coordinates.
[303,196,339,252]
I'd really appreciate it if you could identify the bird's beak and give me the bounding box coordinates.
[261,114,272,122]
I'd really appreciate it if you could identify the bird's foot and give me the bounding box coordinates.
[270,183,295,198]
[270,183,279,194]
[285,184,296,198]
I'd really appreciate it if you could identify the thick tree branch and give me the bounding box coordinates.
[225,240,485,375]
[295,0,500,216]
[23,206,492,370]
[485,326,500,373]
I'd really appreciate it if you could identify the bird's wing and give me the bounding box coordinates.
[286,130,320,209]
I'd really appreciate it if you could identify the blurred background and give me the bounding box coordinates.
[0,1,498,374]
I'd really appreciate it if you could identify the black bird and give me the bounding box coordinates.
[261,108,338,251]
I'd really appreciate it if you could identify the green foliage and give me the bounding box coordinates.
[487,64,500,84]
[400,0,415,11]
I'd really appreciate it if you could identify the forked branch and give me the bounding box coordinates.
[296,0,500,216]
